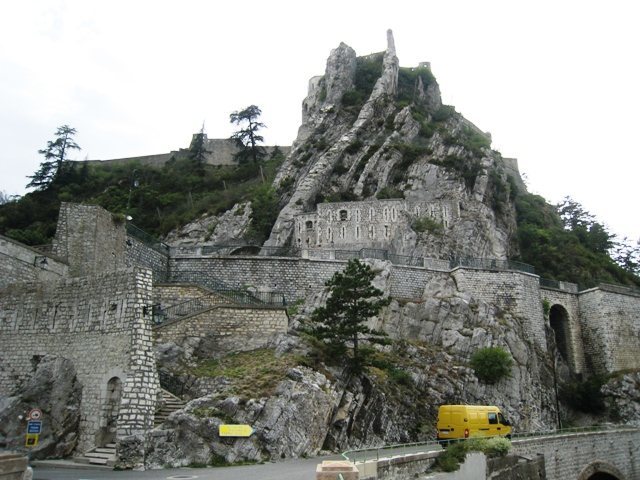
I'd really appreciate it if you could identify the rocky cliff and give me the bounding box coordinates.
[263,29,518,260]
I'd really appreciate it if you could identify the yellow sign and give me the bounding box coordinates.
[218,424,254,437]
[25,434,39,447]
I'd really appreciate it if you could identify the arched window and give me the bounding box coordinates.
[305,220,314,230]
[339,209,348,221]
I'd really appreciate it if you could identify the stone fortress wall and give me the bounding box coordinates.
[1,202,640,461]
[294,198,460,250]
[0,267,157,453]
[170,251,640,376]
[79,135,290,168]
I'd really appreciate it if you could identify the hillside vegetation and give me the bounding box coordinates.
[0,153,283,246]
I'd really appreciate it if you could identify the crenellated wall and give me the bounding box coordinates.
[0,267,158,453]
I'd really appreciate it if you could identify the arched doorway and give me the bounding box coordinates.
[100,377,122,445]
[549,304,571,362]
[578,461,625,480]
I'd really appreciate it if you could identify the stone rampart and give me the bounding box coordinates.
[578,286,640,375]
[0,235,67,289]
[0,267,158,453]
[451,267,547,350]
[154,306,289,354]
[169,256,445,301]
[511,428,639,480]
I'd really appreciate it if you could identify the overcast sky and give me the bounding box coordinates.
[1,0,638,243]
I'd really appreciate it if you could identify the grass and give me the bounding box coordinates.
[190,349,298,399]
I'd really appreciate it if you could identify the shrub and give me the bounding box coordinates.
[436,437,511,472]
[469,347,513,384]
[412,216,443,235]
[432,105,456,122]
[376,187,405,199]
[559,375,608,413]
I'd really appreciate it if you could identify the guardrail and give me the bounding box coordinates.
[341,424,638,464]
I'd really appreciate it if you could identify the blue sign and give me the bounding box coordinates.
[27,421,42,434]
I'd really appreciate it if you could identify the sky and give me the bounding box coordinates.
[1,0,638,243]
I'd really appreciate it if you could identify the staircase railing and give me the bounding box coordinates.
[154,289,286,325]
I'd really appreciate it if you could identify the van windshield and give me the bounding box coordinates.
[498,413,510,425]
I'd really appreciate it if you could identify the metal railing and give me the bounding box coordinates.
[126,223,169,255]
[154,289,286,325]
[449,257,536,274]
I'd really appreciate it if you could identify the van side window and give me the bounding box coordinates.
[488,412,498,424]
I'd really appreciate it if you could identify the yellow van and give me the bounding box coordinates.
[436,405,512,442]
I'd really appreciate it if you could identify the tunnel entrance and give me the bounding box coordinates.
[588,473,618,480]
[549,304,570,362]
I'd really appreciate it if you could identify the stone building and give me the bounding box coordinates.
[293,199,460,251]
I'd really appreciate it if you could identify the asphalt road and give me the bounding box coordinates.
[31,444,443,480]
[32,455,343,480]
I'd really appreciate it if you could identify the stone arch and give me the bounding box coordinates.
[578,461,626,480]
[549,304,571,362]
[98,376,122,446]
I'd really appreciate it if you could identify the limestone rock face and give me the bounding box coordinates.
[265,30,518,260]
[165,202,252,246]
[603,372,640,426]
[0,356,81,459]
[144,367,338,467]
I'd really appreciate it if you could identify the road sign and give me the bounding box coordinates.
[27,408,42,421]
[218,424,254,437]
[27,421,42,434]
[25,434,39,447]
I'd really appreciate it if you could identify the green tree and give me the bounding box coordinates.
[469,347,513,384]
[306,259,391,372]
[189,124,210,175]
[27,125,81,190]
[612,238,640,275]
[229,105,266,164]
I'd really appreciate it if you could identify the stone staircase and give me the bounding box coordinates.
[73,443,116,467]
[155,388,186,426]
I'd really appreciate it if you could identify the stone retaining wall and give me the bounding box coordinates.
[154,305,289,355]
[0,235,67,289]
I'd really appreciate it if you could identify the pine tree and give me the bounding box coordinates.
[229,105,266,164]
[27,125,80,190]
[306,259,391,372]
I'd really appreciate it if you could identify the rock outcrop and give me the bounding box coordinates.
[264,30,518,260]
[0,356,81,459]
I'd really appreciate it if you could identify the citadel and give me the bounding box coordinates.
[1,30,639,479]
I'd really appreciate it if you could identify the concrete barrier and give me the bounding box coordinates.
[0,453,28,480]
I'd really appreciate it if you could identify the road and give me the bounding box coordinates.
[31,444,443,480]
[32,456,342,480]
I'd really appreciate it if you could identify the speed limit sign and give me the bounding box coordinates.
[27,409,42,421]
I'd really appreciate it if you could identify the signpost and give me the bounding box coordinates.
[25,408,43,447]
[218,424,254,437]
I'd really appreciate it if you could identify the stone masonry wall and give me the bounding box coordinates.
[52,202,128,277]
[0,267,158,453]
[540,287,585,374]
[169,256,443,301]
[578,286,640,375]
[511,428,639,480]
[154,306,289,355]
[451,267,547,350]
[0,234,68,289]
[125,235,169,282]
